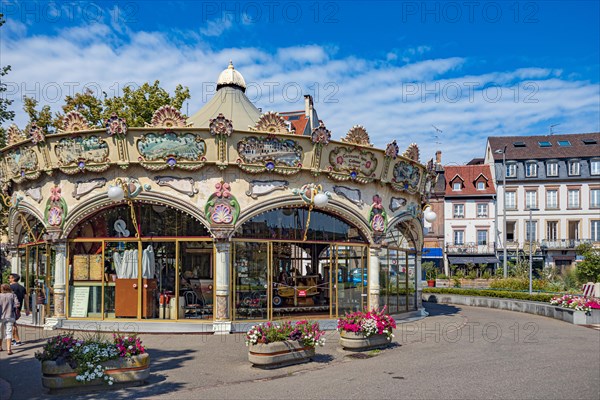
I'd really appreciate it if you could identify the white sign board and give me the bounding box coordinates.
[70,286,90,318]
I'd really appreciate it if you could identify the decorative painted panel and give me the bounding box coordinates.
[391,160,422,193]
[55,136,109,165]
[236,136,302,174]
[327,146,378,183]
[5,147,39,180]
[137,132,207,171]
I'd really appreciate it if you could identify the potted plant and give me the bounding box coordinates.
[337,307,396,351]
[423,261,437,287]
[36,333,149,391]
[245,320,325,368]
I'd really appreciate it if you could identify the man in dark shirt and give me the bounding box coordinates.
[8,273,26,345]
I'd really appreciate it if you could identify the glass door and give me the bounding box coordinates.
[232,241,269,320]
[335,245,367,315]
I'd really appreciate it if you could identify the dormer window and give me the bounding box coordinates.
[453,182,461,191]
[477,181,485,190]
[525,161,538,177]
[568,160,580,176]
[506,163,517,178]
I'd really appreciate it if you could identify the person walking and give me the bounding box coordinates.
[8,273,26,346]
[0,283,20,355]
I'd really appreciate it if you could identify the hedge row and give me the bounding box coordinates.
[422,288,554,303]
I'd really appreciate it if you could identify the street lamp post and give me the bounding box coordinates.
[528,207,539,294]
[494,147,508,278]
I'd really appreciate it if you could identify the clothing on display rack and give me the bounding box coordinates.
[113,245,156,279]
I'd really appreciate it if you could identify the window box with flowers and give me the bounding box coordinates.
[337,307,396,351]
[245,320,325,368]
[36,333,149,392]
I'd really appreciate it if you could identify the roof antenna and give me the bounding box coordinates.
[549,123,560,135]
[432,125,442,146]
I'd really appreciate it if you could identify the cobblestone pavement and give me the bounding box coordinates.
[1,303,598,400]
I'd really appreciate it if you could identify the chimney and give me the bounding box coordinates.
[304,95,313,117]
[435,150,442,164]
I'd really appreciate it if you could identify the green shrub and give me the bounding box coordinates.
[466,271,477,280]
[452,276,461,288]
[437,274,448,280]
[454,271,465,279]
[422,287,554,302]
[481,271,492,280]
[489,277,549,291]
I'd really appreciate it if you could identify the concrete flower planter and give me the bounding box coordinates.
[41,353,150,391]
[248,340,315,368]
[339,331,390,351]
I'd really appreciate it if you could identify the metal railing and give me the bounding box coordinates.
[541,239,593,249]
[446,242,496,254]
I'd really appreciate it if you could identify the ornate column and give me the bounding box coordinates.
[415,251,424,312]
[9,247,19,275]
[52,240,67,319]
[368,246,381,310]
[213,240,231,334]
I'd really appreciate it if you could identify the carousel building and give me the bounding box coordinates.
[0,63,436,333]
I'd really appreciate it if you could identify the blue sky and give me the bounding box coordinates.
[1,0,599,163]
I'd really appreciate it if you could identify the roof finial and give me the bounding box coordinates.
[228,60,234,69]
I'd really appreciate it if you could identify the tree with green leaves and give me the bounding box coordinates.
[56,87,105,128]
[103,81,190,126]
[23,96,54,134]
[576,243,600,284]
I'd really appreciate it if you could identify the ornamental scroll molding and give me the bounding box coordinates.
[72,178,107,200]
[154,176,198,197]
[389,197,407,212]
[147,105,189,128]
[246,180,289,199]
[341,125,372,147]
[209,113,233,169]
[25,187,43,203]
[369,195,387,233]
[249,111,292,134]
[333,185,364,208]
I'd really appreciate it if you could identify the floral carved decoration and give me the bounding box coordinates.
[250,111,291,134]
[62,111,91,132]
[28,123,45,145]
[105,113,127,137]
[149,105,187,127]
[205,181,240,226]
[44,184,68,228]
[7,124,27,146]
[311,121,331,146]
[403,143,420,162]
[342,125,372,147]
[369,194,387,233]
[385,140,399,159]
[209,113,233,137]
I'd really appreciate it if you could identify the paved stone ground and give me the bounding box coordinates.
[1,303,598,400]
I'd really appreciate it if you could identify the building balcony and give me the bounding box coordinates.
[446,242,496,254]
[541,239,593,250]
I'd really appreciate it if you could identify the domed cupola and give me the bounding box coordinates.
[216,61,247,92]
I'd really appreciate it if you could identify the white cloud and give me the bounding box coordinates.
[1,22,598,164]
[199,18,233,37]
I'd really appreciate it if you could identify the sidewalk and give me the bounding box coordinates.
[0,311,444,400]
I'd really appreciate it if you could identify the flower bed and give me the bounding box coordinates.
[245,320,325,368]
[36,333,149,391]
[550,295,600,314]
[337,307,396,350]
